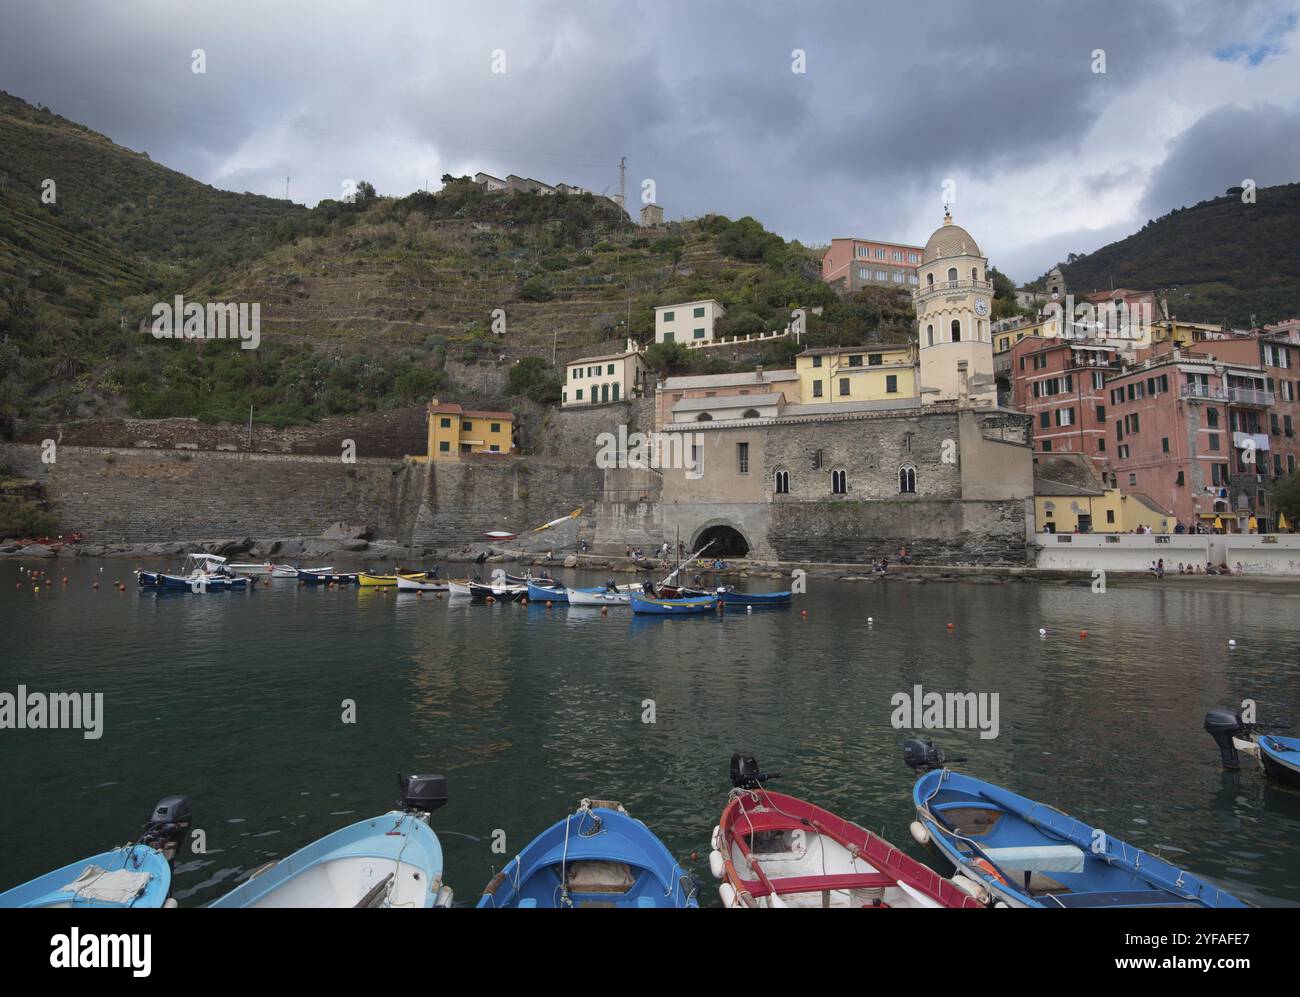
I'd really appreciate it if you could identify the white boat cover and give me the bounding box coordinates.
[60,865,152,903]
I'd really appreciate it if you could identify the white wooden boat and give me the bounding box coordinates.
[270,564,332,578]
[227,562,273,576]
[566,587,631,606]
[396,576,449,593]
[447,580,474,598]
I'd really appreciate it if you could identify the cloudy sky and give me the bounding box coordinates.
[3,0,1299,282]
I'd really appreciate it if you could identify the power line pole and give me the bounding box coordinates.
[285,176,291,200]
[618,156,626,212]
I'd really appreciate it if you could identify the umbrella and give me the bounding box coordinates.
[1213,516,1223,531]
[1247,515,1258,532]
[1280,512,1291,531]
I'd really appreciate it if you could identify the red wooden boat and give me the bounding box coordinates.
[711,756,984,909]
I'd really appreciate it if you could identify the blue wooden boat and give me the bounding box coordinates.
[477,799,697,908]
[209,776,452,908]
[529,580,572,602]
[905,741,1246,908]
[629,592,718,615]
[0,796,192,909]
[719,589,792,607]
[297,568,360,585]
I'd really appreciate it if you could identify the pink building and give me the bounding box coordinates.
[1103,353,1280,530]
[1010,337,1121,466]
[821,238,923,294]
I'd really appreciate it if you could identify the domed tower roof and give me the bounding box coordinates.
[922,209,981,263]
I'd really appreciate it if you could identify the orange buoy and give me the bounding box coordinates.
[62,576,68,584]
[1079,630,1087,639]
[546,600,553,607]
[487,596,495,603]
[947,622,954,630]
[800,609,808,618]
[600,606,607,616]
[93,582,99,590]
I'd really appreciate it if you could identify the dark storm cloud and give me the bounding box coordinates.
[1140,103,1300,217]
[0,0,1296,279]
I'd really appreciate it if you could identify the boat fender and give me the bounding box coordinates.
[768,892,789,908]
[708,849,725,881]
[950,874,990,905]
[909,820,929,846]
[711,824,723,852]
[718,882,738,908]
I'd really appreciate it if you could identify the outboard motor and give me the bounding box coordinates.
[642,581,656,595]
[399,774,448,815]
[605,578,618,592]
[903,737,947,774]
[142,796,193,862]
[1205,709,1249,769]
[730,753,778,790]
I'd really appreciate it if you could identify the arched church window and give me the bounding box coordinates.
[947,267,958,283]
[774,469,790,494]
[696,412,712,421]
[927,324,934,347]
[742,409,760,419]
[926,272,934,287]
[951,319,961,343]
[831,468,847,495]
[899,465,916,494]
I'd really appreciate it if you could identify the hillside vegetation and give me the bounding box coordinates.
[0,89,919,432]
[1054,183,1300,326]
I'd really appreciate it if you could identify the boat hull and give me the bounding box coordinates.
[629,593,717,614]
[720,590,792,607]
[1259,735,1300,788]
[0,844,172,909]
[297,570,360,585]
[478,802,696,908]
[913,769,1246,908]
[209,811,450,909]
[395,576,449,593]
[138,571,253,591]
[566,587,631,606]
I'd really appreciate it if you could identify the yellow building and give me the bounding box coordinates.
[427,399,514,460]
[795,344,916,403]
[993,315,1051,355]
[1034,483,1173,533]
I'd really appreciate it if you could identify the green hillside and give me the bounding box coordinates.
[0,89,915,432]
[1055,183,1300,326]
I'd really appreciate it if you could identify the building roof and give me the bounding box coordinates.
[1034,479,1104,497]
[567,346,645,367]
[779,397,920,418]
[660,369,797,390]
[922,210,981,263]
[798,344,912,357]
[428,400,513,420]
[655,299,724,312]
[672,393,784,413]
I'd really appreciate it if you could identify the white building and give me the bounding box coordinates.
[655,299,727,345]
[562,339,649,407]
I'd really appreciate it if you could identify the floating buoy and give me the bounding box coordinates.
[1079,630,1087,639]
[867,616,874,624]
[1228,639,1237,647]
[947,623,954,630]
[746,606,752,614]
[600,606,607,616]
[689,850,698,862]
[62,576,68,585]
[909,821,929,846]
[709,849,725,880]
[93,582,99,590]
[711,825,723,851]
[546,600,553,608]
[416,591,422,598]
[486,596,495,604]
[435,592,442,599]
[1038,628,1046,637]
[800,610,808,618]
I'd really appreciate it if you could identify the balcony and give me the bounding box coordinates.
[913,278,993,300]
[1180,384,1227,401]
[1227,386,1275,407]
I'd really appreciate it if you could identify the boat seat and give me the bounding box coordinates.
[565,860,635,894]
[740,872,895,898]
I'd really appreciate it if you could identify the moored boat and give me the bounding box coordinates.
[468,581,527,600]
[0,796,192,909]
[566,586,631,606]
[629,592,717,614]
[270,563,333,578]
[478,798,697,908]
[227,561,273,576]
[719,589,792,607]
[1205,707,1300,788]
[396,575,449,593]
[358,571,429,587]
[712,756,978,909]
[137,553,256,591]
[297,568,360,585]
[482,530,517,541]
[209,776,453,908]
[906,739,1247,908]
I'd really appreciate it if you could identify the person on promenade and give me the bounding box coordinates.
[899,545,913,564]
[1156,558,1165,579]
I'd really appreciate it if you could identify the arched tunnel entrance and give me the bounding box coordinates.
[693,524,750,558]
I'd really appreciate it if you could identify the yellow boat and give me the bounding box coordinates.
[358,572,428,587]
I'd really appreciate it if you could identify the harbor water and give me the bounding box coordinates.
[2,559,1299,907]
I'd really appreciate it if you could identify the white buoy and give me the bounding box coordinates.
[1039,628,1047,637]
[950,874,990,905]
[718,882,738,908]
[867,616,874,624]
[909,820,929,846]
[1228,639,1237,647]
[747,606,752,614]
[708,849,725,881]
[711,824,723,852]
